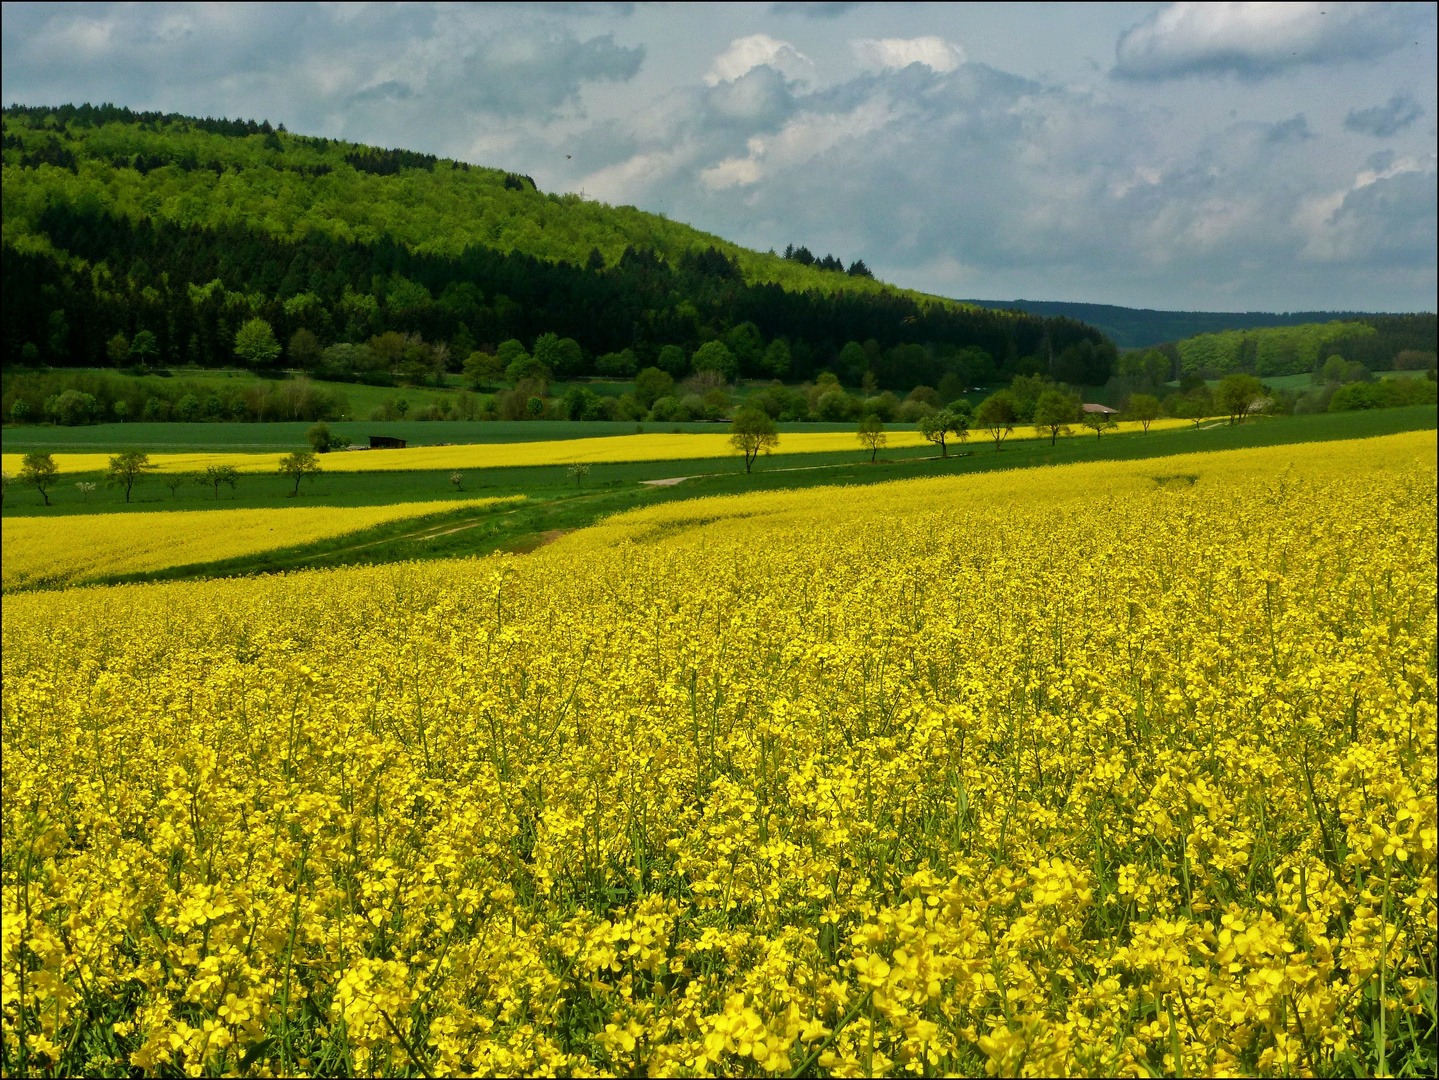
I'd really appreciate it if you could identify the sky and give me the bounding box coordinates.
[3,1,1435,313]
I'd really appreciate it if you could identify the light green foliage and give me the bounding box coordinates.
[43,388,101,426]
[1176,321,1375,378]
[234,318,281,366]
[0,112,973,310]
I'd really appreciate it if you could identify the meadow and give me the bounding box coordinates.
[2,429,1434,1077]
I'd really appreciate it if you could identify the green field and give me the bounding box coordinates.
[7,406,1432,589]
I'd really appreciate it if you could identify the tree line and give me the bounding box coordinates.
[2,203,1117,392]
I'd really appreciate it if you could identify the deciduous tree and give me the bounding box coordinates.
[729,409,779,473]
[975,391,1018,451]
[1216,374,1265,425]
[128,330,158,366]
[234,318,280,367]
[919,405,970,457]
[1128,393,1161,433]
[278,450,322,497]
[1032,390,1079,446]
[105,450,153,503]
[1082,409,1116,439]
[857,414,887,461]
[198,464,239,499]
[462,350,504,388]
[19,452,59,506]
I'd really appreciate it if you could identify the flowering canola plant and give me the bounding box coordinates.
[0,419,1187,477]
[2,431,1435,1077]
[1,497,519,590]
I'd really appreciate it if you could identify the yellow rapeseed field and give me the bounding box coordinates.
[2,431,1434,1077]
[0,419,1189,476]
[1,497,518,590]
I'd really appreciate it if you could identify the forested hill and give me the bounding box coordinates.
[960,299,1394,350]
[1,103,1114,386]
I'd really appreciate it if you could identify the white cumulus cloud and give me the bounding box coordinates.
[705,34,811,86]
[851,36,965,74]
[1115,2,1424,80]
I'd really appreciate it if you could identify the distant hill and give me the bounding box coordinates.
[959,300,1386,350]
[1,102,1113,389]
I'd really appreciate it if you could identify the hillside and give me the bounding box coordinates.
[1,103,1115,389]
[959,299,1392,350]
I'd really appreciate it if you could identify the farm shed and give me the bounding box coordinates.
[368,435,407,449]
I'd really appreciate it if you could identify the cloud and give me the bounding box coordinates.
[1344,92,1424,136]
[705,34,811,86]
[0,4,643,140]
[1294,155,1436,261]
[700,96,894,189]
[1264,115,1315,144]
[580,49,1434,310]
[1115,2,1425,81]
[851,36,965,74]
